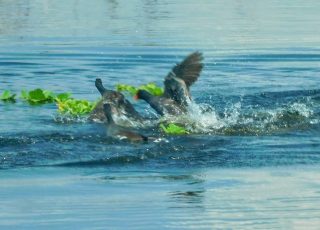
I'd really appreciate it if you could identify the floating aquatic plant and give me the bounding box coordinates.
[116,84,137,95]
[0,90,16,102]
[21,89,72,104]
[159,123,189,135]
[55,92,96,116]
[116,82,164,96]
[21,89,54,104]
[139,83,163,96]
[17,88,94,116]
[57,98,97,116]
[55,92,72,102]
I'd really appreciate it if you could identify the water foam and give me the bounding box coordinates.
[53,95,318,136]
[160,98,317,135]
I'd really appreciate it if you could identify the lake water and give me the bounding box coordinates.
[1,0,320,229]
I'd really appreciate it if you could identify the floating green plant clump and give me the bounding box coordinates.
[139,83,163,96]
[55,93,72,102]
[116,84,137,95]
[21,88,72,104]
[159,123,189,135]
[2,87,94,116]
[21,89,53,104]
[0,90,16,102]
[116,82,164,96]
[55,92,96,116]
[57,99,97,116]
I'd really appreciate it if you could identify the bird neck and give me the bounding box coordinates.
[96,82,113,96]
[140,91,153,102]
[105,111,115,124]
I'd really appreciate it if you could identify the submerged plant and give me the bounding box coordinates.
[159,123,189,135]
[0,90,16,102]
[116,82,163,96]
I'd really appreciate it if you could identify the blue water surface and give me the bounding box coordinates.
[1,1,320,229]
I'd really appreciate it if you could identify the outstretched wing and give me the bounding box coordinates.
[163,52,203,101]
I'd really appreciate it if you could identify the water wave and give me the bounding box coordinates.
[160,90,319,135]
[1,89,319,170]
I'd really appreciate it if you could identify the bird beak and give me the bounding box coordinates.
[133,94,139,100]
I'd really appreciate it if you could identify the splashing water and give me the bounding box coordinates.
[54,114,90,124]
[157,96,318,136]
[51,92,318,138]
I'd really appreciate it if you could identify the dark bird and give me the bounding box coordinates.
[103,103,148,142]
[135,51,203,116]
[89,78,143,123]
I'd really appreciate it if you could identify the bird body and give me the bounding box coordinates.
[103,104,148,142]
[89,78,143,123]
[136,52,203,116]
[136,90,185,116]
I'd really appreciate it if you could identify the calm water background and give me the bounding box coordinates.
[1,0,320,229]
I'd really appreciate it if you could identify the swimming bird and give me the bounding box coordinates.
[135,51,203,116]
[103,103,148,142]
[89,78,143,123]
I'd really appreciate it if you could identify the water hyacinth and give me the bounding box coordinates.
[159,123,189,135]
[18,89,94,116]
[20,88,72,105]
[55,93,72,102]
[116,84,138,95]
[18,88,97,116]
[138,83,163,96]
[0,90,16,102]
[56,98,97,116]
[116,82,163,96]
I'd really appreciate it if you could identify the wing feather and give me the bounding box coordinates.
[163,52,203,101]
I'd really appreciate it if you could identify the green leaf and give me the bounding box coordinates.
[56,98,96,116]
[116,84,138,95]
[43,90,56,101]
[1,90,10,99]
[115,82,163,96]
[23,88,54,104]
[160,123,189,135]
[139,83,164,96]
[0,90,16,102]
[55,93,72,102]
[21,90,29,100]
[20,88,71,104]
[159,124,168,132]
[29,88,46,102]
